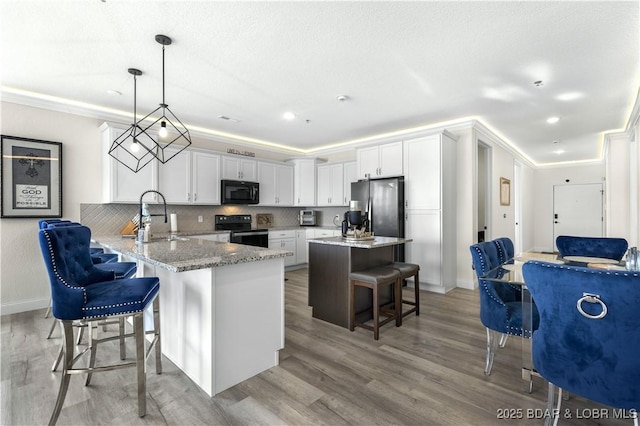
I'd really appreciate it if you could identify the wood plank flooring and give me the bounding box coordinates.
[1,268,629,425]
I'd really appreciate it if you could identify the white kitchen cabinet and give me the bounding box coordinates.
[221,156,257,181]
[356,141,403,179]
[158,147,220,205]
[288,158,317,207]
[158,147,190,204]
[100,122,158,203]
[343,161,358,205]
[403,131,457,293]
[258,162,293,206]
[268,230,296,266]
[295,230,307,264]
[316,163,344,206]
[192,151,221,204]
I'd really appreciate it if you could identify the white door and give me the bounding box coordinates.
[553,183,604,248]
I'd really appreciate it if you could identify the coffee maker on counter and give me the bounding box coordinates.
[341,200,371,238]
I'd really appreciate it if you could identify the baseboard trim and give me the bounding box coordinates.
[1,297,49,316]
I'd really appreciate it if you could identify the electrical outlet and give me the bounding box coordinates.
[198,215,203,223]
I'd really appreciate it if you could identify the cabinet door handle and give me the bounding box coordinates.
[187,193,190,202]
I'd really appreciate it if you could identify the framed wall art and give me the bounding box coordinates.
[500,177,510,206]
[1,135,62,218]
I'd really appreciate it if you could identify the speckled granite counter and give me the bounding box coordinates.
[92,235,292,272]
[308,235,413,248]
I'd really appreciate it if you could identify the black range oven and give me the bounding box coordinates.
[214,215,268,248]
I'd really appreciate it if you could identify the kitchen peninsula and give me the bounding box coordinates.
[307,236,412,328]
[92,235,292,397]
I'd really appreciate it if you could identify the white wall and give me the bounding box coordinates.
[1,103,104,313]
[530,163,605,252]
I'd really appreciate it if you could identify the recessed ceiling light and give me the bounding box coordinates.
[106,89,121,96]
[283,112,296,120]
[547,116,560,124]
[336,95,348,102]
[553,140,560,144]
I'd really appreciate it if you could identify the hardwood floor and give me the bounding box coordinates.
[1,268,629,425]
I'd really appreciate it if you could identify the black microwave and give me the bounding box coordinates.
[221,180,260,205]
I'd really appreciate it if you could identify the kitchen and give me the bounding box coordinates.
[2,1,639,424]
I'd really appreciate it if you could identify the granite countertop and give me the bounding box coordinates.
[92,235,293,273]
[308,236,413,249]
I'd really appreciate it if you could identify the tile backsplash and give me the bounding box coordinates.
[81,203,345,235]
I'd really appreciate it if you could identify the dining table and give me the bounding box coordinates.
[479,251,628,393]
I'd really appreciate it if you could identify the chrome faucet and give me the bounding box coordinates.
[139,190,168,226]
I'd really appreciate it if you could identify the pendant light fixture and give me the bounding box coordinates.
[138,34,191,164]
[109,68,160,173]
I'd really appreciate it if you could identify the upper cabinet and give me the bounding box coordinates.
[356,141,403,179]
[100,122,157,203]
[258,161,294,206]
[317,163,344,206]
[158,147,221,205]
[343,161,358,205]
[288,158,317,207]
[191,151,221,204]
[221,156,257,181]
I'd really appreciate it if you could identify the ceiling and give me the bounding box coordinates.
[1,1,638,165]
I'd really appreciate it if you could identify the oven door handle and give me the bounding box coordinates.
[233,231,269,237]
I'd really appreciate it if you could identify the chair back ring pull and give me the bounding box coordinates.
[576,293,608,319]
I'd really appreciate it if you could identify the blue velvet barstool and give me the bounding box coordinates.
[39,225,161,425]
[41,221,137,348]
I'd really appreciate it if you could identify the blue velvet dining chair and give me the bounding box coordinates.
[470,240,539,376]
[556,235,628,262]
[39,225,161,425]
[522,261,640,426]
[495,237,514,263]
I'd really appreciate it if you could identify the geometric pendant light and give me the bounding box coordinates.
[137,34,191,164]
[108,68,160,173]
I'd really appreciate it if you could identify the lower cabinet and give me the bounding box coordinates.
[296,230,307,264]
[268,230,297,267]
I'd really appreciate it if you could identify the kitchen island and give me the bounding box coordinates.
[92,235,292,397]
[307,236,412,328]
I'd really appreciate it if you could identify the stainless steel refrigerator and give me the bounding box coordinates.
[351,176,405,261]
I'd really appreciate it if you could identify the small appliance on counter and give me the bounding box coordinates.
[299,210,317,226]
[341,200,372,240]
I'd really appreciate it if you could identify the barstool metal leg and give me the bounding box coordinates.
[85,322,97,386]
[134,313,146,417]
[153,297,162,374]
[49,321,74,426]
[119,318,126,360]
[46,318,57,339]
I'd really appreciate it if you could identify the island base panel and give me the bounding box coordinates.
[154,258,284,397]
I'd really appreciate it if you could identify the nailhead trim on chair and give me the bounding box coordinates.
[43,231,87,304]
[82,283,159,319]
